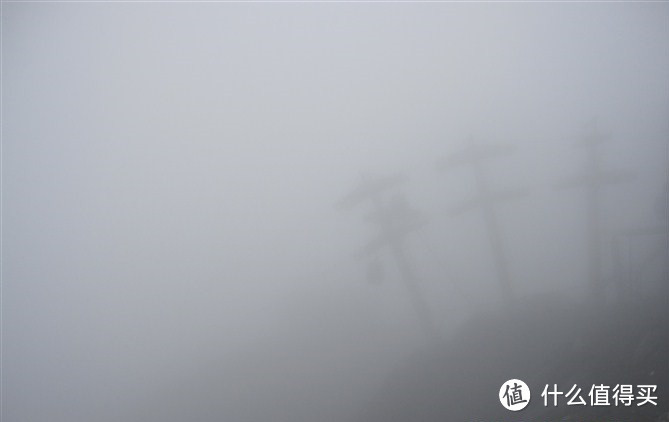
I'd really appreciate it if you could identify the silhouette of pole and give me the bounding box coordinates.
[437,139,528,300]
[556,121,635,301]
[337,173,437,341]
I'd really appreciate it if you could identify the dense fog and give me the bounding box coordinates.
[3,3,668,421]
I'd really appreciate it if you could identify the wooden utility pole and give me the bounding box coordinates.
[437,139,528,299]
[337,173,437,341]
[556,121,634,301]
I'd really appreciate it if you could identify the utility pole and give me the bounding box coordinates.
[437,139,528,300]
[337,173,437,341]
[556,121,635,301]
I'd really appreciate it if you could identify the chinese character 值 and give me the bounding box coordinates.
[589,384,610,406]
[503,382,528,407]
